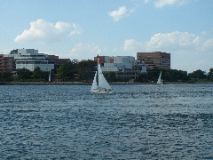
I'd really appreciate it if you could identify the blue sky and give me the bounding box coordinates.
[0,0,212,72]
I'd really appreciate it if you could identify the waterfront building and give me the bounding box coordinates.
[9,49,54,72]
[94,56,136,72]
[113,56,135,71]
[47,55,70,66]
[47,55,60,66]
[94,55,147,81]
[137,51,171,70]
[135,60,147,73]
[0,54,15,73]
[101,63,119,72]
[94,56,114,65]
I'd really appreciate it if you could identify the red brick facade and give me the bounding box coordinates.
[137,52,170,70]
[0,55,15,73]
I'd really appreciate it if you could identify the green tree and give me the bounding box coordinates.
[104,72,116,82]
[0,72,13,82]
[56,61,78,81]
[32,67,42,80]
[32,67,49,81]
[163,69,188,82]
[77,60,96,81]
[208,68,213,80]
[16,68,32,81]
[188,69,207,80]
[136,69,188,83]
[147,69,160,82]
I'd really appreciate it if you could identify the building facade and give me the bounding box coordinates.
[94,56,136,72]
[9,49,54,72]
[137,51,170,70]
[0,54,15,73]
[94,55,147,81]
[47,55,70,66]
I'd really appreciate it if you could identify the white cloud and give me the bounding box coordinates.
[202,39,213,51]
[15,19,81,43]
[154,0,188,8]
[108,6,131,22]
[144,31,211,52]
[143,0,189,8]
[123,39,143,52]
[70,43,101,60]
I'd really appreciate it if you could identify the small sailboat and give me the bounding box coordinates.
[157,71,163,85]
[48,71,52,82]
[91,57,112,93]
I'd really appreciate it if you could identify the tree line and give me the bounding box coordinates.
[0,60,96,82]
[136,68,213,83]
[0,59,213,83]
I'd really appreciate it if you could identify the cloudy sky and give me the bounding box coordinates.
[0,0,212,72]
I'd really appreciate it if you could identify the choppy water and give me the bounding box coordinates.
[0,84,213,160]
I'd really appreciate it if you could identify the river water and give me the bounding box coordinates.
[0,84,213,159]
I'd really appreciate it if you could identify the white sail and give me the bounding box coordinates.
[157,71,163,84]
[98,64,111,90]
[91,56,112,93]
[48,71,51,82]
[91,71,98,91]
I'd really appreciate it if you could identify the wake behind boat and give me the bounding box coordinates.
[90,57,112,94]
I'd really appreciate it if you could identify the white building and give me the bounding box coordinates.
[135,60,147,73]
[113,56,135,71]
[102,63,119,72]
[9,49,54,72]
[98,56,136,72]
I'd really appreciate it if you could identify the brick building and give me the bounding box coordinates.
[0,54,15,73]
[137,51,170,70]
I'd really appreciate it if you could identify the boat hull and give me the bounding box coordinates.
[90,88,112,94]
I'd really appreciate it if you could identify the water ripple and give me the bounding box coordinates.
[0,84,212,159]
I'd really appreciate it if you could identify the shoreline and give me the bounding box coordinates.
[0,81,89,85]
[0,81,213,85]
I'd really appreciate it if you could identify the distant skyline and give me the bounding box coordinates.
[0,0,212,72]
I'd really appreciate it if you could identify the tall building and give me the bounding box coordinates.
[137,51,170,70]
[9,49,54,72]
[0,54,15,73]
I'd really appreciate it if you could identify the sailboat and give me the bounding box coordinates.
[91,58,112,93]
[157,71,163,84]
[48,71,52,82]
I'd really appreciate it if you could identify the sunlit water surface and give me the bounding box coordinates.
[0,84,213,159]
